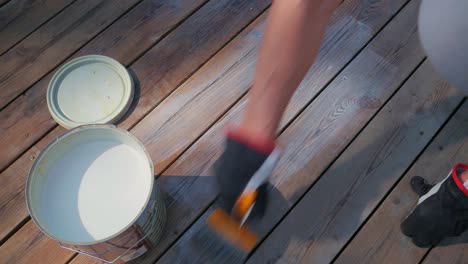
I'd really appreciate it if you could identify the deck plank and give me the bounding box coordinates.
[155,0,428,263]
[0,221,75,264]
[248,60,463,263]
[423,243,468,264]
[0,0,142,109]
[0,0,209,242]
[0,0,75,55]
[68,256,101,264]
[334,102,468,263]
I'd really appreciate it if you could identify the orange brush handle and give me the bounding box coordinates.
[233,191,257,220]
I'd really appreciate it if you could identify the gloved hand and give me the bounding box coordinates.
[401,164,468,247]
[213,127,275,218]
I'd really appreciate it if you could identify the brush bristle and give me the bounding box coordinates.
[206,209,258,253]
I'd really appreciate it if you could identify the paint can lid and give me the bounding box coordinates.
[47,55,134,129]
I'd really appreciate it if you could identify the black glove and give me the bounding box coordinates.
[401,164,468,247]
[214,133,275,218]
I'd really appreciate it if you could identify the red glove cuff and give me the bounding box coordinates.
[452,163,468,196]
[225,125,275,155]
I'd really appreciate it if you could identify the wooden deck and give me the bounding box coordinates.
[0,0,467,263]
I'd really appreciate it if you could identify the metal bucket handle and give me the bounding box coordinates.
[58,200,157,263]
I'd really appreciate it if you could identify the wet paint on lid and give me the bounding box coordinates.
[47,55,134,129]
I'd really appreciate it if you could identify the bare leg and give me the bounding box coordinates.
[239,0,341,139]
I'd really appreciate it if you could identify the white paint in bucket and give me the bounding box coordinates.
[28,126,153,244]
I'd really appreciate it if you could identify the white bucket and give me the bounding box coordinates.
[26,125,166,263]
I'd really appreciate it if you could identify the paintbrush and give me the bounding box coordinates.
[199,148,282,262]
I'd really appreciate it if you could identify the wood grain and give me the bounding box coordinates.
[69,257,101,264]
[423,243,468,264]
[0,127,66,242]
[155,0,428,263]
[0,0,75,55]
[249,61,463,263]
[0,0,142,109]
[0,0,208,241]
[0,221,75,264]
[0,0,208,172]
[334,101,468,264]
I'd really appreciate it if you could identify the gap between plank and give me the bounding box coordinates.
[156,200,218,262]
[0,214,29,246]
[0,0,78,57]
[0,0,12,9]
[0,0,145,112]
[64,253,78,264]
[417,246,434,264]
[123,0,211,68]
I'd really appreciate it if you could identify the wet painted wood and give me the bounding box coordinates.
[156,1,428,263]
[249,61,463,263]
[0,0,75,55]
[334,101,468,263]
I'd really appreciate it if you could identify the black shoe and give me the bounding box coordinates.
[410,176,433,197]
[401,164,468,248]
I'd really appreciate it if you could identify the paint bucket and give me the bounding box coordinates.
[26,125,166,263]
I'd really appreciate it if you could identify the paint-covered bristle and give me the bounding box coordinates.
[206,209,258,252]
